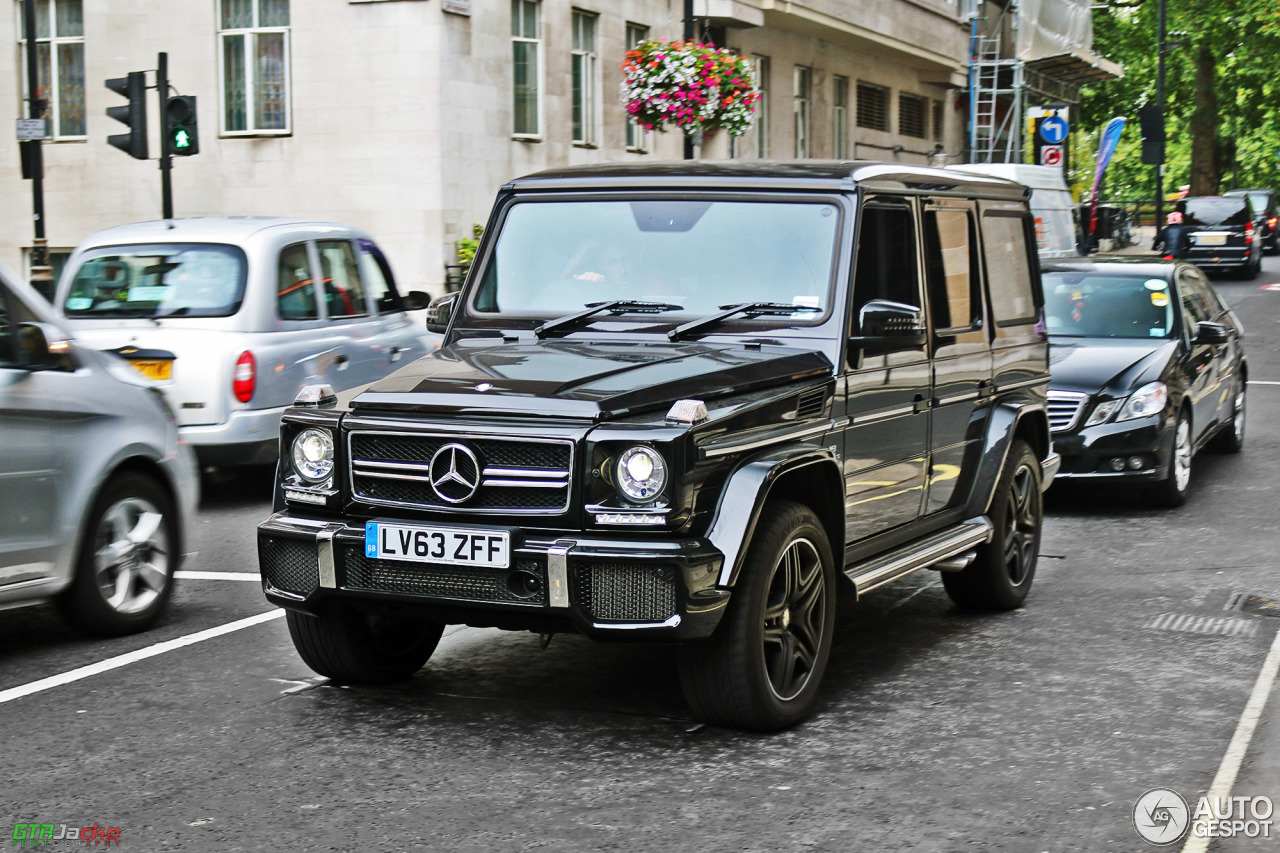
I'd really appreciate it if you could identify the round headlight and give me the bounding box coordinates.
[292,428,335,483]
[615,446,666,503]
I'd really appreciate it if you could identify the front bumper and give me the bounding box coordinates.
[1049,413,1174,483]
[257,513,729,641]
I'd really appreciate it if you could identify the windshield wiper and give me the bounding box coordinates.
[534,300,682,338]
[667,302,821,341]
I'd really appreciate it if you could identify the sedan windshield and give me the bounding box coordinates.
[63,243,248,318]
[470,199,841,327]
[1043,272,1175,339]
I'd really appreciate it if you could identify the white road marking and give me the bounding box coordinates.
[1246,380,1280,386]
[1180,626,1280,853]
[0,610,285,705]
[175,571,261,582]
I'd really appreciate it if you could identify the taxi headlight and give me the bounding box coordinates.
[291,428,335,483]
[615,446,667,503]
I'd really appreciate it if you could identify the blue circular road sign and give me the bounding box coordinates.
[1039,115,1069,145]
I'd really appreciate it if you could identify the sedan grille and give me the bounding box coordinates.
[1047,390,1088,432]
[349,431,573,514]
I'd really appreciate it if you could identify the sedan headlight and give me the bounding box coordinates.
[1085,399,1120,427]
[1116,381,1168,422]
[615,446,667,503]
[291,428,335,483]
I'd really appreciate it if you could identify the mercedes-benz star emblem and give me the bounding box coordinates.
[428,443,481,504]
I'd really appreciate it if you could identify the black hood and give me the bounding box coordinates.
[351,337,833,420]
[1048,337,1178,394]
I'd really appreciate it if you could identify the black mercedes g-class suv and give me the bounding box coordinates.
[258,162,1059,731]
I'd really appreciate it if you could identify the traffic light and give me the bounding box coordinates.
[106,71,148,160]
[164,96,199,156]
[1139,105,1164,165]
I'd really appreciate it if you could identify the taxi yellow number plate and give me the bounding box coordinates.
[128,360,173,380]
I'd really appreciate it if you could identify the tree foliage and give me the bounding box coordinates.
[1077,0,1280,202]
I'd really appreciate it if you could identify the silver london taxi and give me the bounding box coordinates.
[54,217,435,468]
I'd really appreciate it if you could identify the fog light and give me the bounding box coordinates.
[1127,455,1146,470]
[1109,457,1126,472]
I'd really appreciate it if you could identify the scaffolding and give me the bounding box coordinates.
[969,31,1023,163]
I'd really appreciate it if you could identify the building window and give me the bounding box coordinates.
[571,10,598,145]
[899,93,927,139]
[625,22,649,151]
[856,81,888,132]
[219,0,291,134]
[932,98,944,142]
[512,0,541,137]
[752,54,770,158]
[832,76,849,159]
[18,0,85,138]
[793,65,811,158]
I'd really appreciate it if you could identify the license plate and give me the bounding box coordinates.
[365,521,509,568]
[1196,233,1228,246]
[128,359,173,380]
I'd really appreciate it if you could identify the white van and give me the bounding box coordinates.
[948,164,1080,258]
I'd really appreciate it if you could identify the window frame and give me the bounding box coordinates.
[571,9,599,146]
[793,65,811,159]
[17,0,86,140]
[899,92,927,139]
[624,22,650,152]
[752,54,770,158]
[832,76,849,159]
[217,0,292,137]
[511,0,543,139]
[856,81,889,132]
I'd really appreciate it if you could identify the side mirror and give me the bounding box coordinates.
[16,322,72,370]
[1195,321,1229,345]
[849,300,927,351]
[402,290,431,311]
[425,292,460,335]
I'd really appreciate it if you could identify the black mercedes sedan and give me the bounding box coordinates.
[1042,258,1246,506]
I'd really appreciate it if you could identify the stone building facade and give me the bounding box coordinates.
[2,0,972,296]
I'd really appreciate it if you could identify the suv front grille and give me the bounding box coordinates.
[576,562,678,623]
[259,535,319,597]
[1047,390,1088,432]
[349,431,573,514]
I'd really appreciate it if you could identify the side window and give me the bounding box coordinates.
[277,243,317,320]
[1182,269,1224,318]
[923,207,982,340]
[981,212,1039,327]
[358,239,403,315]
[1178,270,1210,335]
[317,241,367,319]
[853,201,920,313]
[0,285,16,366]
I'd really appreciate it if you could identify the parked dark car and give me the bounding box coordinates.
[1156,196,1263,278]
[258,162,1058,731]
[1224,188,1279,254]
[1042,258,1245,506]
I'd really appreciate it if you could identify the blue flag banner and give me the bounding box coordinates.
[1089,116,1126,235]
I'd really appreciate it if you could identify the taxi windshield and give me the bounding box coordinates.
[1043,272,1176,339]
[470,198,841,327]
[63,244,248,318]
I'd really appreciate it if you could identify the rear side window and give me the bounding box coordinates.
[1182,198,1251,227]
[358,239,403,314]
[64,244,248,318]
[318,241,368,319]
[277,243,318,320]
[923,207,982,338]
[981,212,1038,327]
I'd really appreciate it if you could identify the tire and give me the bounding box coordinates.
[942,440,1041,610]
[1148,409,1193,507]
[286,604,444,684]
[58,472,177,636]
[678,500,836,731]
[1210,379,1245,454]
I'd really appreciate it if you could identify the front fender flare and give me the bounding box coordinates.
[705,445,844,589]
[968,402,1049,517]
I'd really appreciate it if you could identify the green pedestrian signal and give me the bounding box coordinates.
[164,95,199,157]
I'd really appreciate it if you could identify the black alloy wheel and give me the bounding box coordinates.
[942,440,1042,610]
[678,500,836,731]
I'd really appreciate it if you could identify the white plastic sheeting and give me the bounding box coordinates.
[1014,0,1095,61]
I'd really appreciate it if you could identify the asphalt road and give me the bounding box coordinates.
[4,252,1280,851]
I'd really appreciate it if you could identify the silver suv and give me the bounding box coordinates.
[0,261,198,635]
[54,217,435,468]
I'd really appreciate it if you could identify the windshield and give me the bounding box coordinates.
[1043,272,1176,339]
[63,243,248,318]
[1180,198,1251,227]
[471,198,841,327]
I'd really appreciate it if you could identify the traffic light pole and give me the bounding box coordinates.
[23,0,52,299]
[158,52,173,219]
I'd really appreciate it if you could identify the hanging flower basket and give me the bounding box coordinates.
[621,39,761,138]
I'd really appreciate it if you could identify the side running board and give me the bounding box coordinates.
[845,517,994,596]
